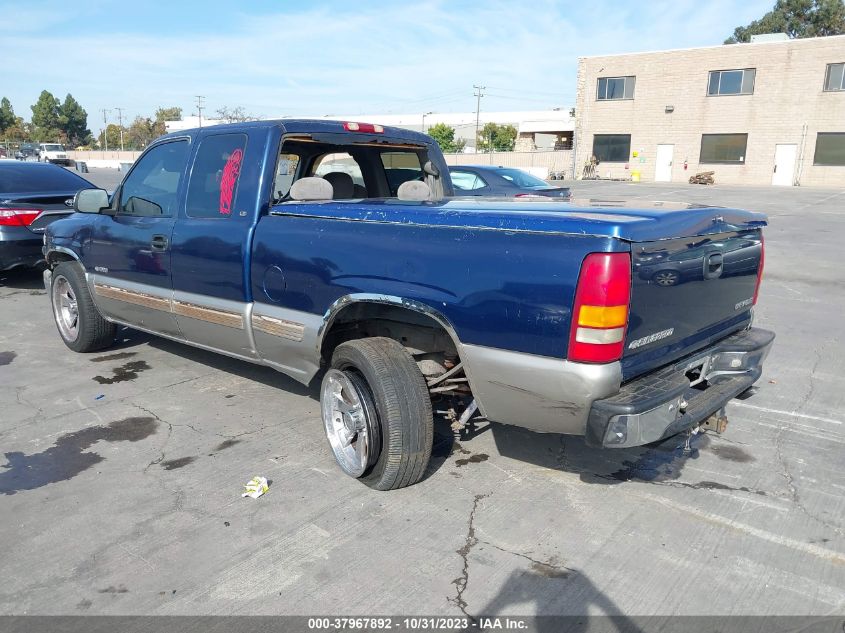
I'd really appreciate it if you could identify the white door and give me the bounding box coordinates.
[655,144,674,182]
[772,144,797,186]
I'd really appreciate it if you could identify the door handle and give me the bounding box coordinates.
[150,234,169,252]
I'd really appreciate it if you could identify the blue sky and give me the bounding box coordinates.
[2,0,772,130]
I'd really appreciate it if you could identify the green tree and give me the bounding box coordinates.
[0,98,16,135]
[98,124,126,151]
[57,94,91,147]
[215,105,258,123]
[126,116,155,149]
[2,116,30,141]
[725,0,845,43]
[30,90,62,141]
[477,123,517,152]
[427,122,466,154]
[152,106,182,137]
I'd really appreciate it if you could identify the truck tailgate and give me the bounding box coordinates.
[623,228,763,380]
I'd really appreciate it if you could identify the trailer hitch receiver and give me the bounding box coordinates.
[701,408,729,434]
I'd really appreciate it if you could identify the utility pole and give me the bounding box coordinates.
[195,95,206,128]
[422,111,433,134]
[100,108,110,153]
[473,85,485,153]
[115,107,125,151]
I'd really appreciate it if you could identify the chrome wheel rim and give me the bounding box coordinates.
[52,275,79,341]
[654,271,678,286]
[321,369,375,478]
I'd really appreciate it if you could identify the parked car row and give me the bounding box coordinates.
[448,165,571,199]
[0,142,72,164]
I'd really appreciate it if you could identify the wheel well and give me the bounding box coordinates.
[320,303,461,372]
[46,251,77,267]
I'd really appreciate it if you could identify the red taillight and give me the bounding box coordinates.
[568,252,632,364]
[0,208,43,226]
[343,121,384,134]
[753,234,765,305]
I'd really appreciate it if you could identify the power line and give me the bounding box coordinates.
[473,84,486,151]
[484,92,572,104]
[115,107,125,151]
[486,86,574,98]
[195,95,206,128]
[100,108,110,152]
[384,89,467,105]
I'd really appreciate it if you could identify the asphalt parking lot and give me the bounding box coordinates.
[1,172,844,618]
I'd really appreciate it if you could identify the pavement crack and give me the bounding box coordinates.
[448,492,490,621]
[774,425,844,537]
[14,386,45,423]
[477,540,575,578]
[794,347,822,414]
[135,403,173,473]
[648,479,771,497]
[214,424,273,440]
[134,403,203,434]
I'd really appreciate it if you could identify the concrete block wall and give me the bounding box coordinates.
[575,35,845,187]
[68,150,142,162]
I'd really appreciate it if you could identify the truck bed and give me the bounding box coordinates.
[269,197,767,243]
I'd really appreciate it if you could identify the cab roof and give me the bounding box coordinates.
[160,119,433,145]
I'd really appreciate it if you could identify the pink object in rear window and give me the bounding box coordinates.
[219,148,243,215]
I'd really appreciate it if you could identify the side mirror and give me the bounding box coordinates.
[74,188,110,214]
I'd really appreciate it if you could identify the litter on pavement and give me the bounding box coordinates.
[241,476,269,499]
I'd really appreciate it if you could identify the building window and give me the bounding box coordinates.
[592,134,631,162]
[813,133,845,165]
[707,69,755,96]
[597,76,636,100]
[700,134,748,164]
[824,63,845,91]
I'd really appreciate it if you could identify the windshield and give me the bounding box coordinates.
[497,168,550,188]
[0,163,93,194]
[43,144,65,151]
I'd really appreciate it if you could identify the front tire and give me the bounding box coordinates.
[51,262,117,352]
[322,337,433,490]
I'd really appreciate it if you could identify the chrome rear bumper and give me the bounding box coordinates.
[585,328,775,447]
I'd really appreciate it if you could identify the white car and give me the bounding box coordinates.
[38,143,72,166]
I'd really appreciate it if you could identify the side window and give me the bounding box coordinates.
[273,153,301,200]
[380,151,423,196]
[186,133,248,218]
[119,140,189,217]
[450,170,486,191]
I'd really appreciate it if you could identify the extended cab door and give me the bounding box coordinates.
[169,130,262,360]
[87,138,190,338]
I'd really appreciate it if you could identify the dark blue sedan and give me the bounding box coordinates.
[448,165,571,199]
[0,162,94,271]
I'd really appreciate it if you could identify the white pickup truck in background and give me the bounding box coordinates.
[38,143,72,166]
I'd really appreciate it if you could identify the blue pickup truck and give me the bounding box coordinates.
[42,119,774,490]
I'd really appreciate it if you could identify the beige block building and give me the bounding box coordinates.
[574,35,845,186]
